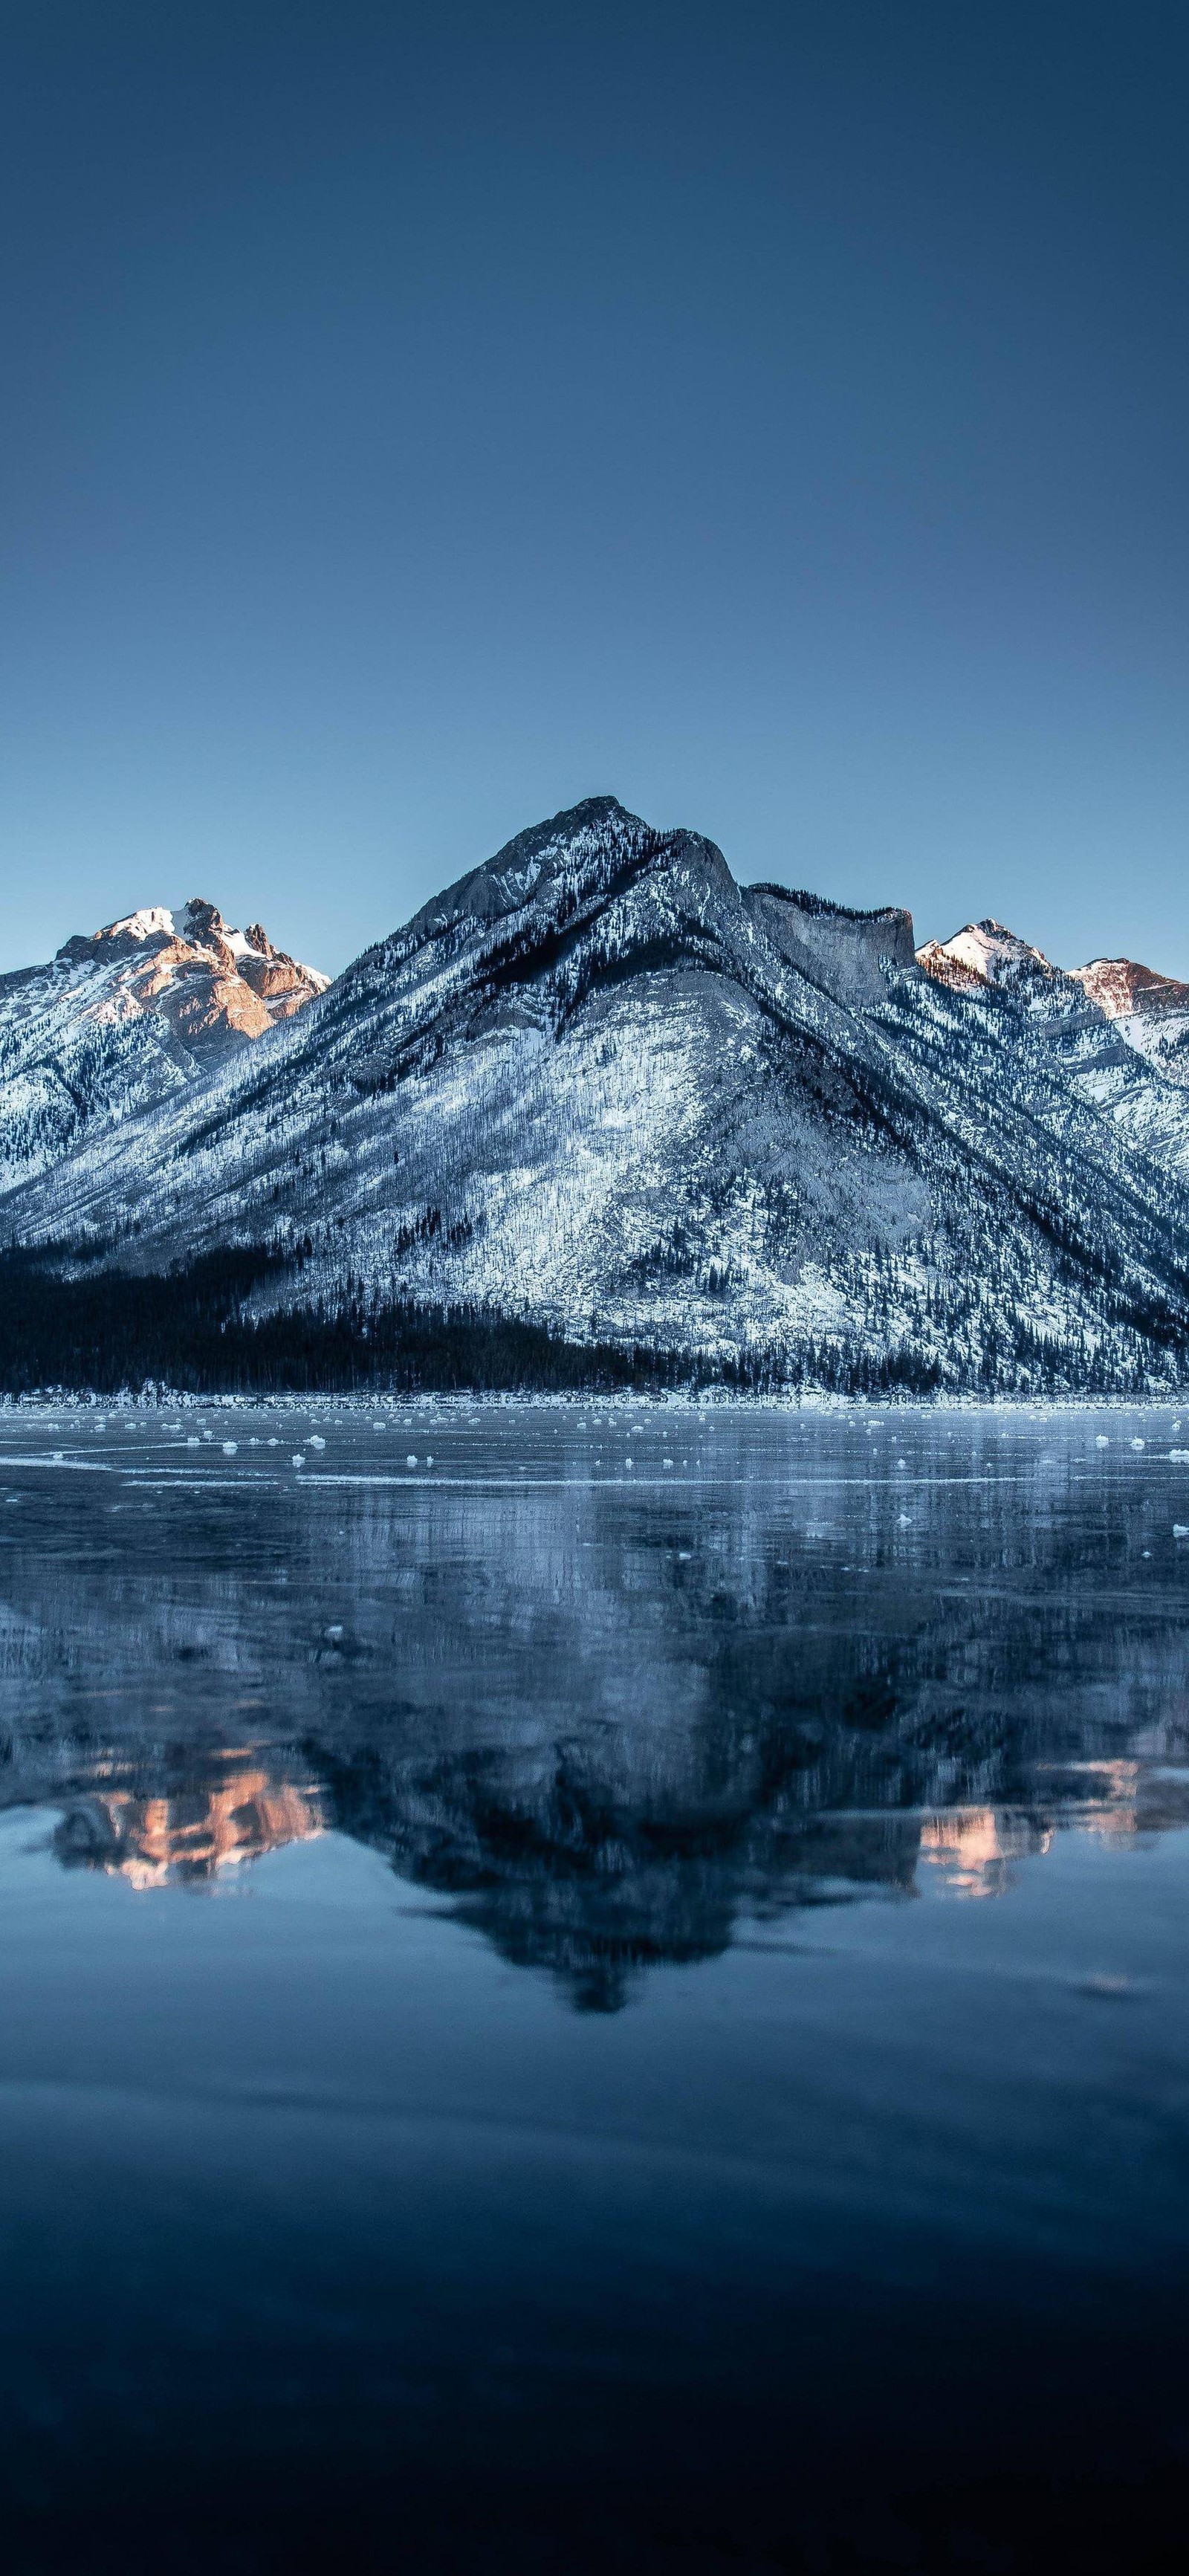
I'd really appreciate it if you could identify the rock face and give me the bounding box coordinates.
[1073,957,1189,1020]
[744,885,918,1003]
[0,899,327,1196]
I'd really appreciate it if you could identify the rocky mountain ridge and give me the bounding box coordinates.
[919,914,1189,1044]
[2,798,1188,1392]
[0,897,327,1197]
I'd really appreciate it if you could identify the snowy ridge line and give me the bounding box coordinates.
[2,796,1189,1394]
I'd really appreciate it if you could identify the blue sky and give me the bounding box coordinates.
[2,0,1186,977]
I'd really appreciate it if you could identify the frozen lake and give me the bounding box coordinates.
[0,1399,1187,2569]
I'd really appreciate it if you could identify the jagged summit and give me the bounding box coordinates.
[395,795,654,943]
[0,893,328,1200]
[53,894,327,1026]
[62,895,326,1012]
[86,896,246,950]
[918,921,1189,1041]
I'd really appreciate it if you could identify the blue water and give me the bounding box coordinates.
[0,1400,1186,2570]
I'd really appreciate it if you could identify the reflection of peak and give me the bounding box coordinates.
[54,1755,322,1888]
[10,1454,1189,2001]
[313,1735,921,2013]
[919,1808,1053,1897]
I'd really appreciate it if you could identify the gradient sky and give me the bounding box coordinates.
[2,0,1187,980]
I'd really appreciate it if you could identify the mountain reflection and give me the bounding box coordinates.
[917,1807,1052,1897]
[0,1411,1187,2005]
[54,1751,323,1888]
[311,1738,932,2010]
[40,1734,1189,2010]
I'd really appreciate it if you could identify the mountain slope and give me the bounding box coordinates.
[6,797,1189,1393]
[0,899,327,1197]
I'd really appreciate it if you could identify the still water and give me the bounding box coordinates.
[0,1400,1187,2571]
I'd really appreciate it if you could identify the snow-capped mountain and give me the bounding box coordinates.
[917,917,1189,1179]
[1069,959,1189,1104]
[921,920,1189,1046]
[4,799,1189,1390]
[917,918,1069,999]
[0,898,327,1196]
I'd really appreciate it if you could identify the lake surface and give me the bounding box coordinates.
[0,1399,1187,2572]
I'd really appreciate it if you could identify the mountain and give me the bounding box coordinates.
[3,797,1189,1394]
[921,922,1189,1052]
[1075,956,1189,1025]
[0,898,327,1197]
[918,918,1189,1180]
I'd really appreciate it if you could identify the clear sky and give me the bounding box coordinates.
[2,0,1187,979]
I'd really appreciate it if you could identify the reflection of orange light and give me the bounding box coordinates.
[1074,1760,1143,1845]
[919,1808,1052,1899]
[78,1764,322,1889]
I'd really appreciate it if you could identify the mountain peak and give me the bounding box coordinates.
[0,891,328,1201]
[91,896,262,959]
[1072,957,1189,1020]
[389,795,667,961]
[482,793,649,878]
[917,919,1068,997]
[88,896,230,953]
[67,896,325,1002]
[530,793,638,832]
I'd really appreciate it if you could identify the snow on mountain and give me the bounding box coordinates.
[916,918,1079,1007]
[921,920,1189,1038]
[1069,957,1189,1099]
[0,899,327,1197]
[7,796,1189,1392]
[918,919,1189,1175]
